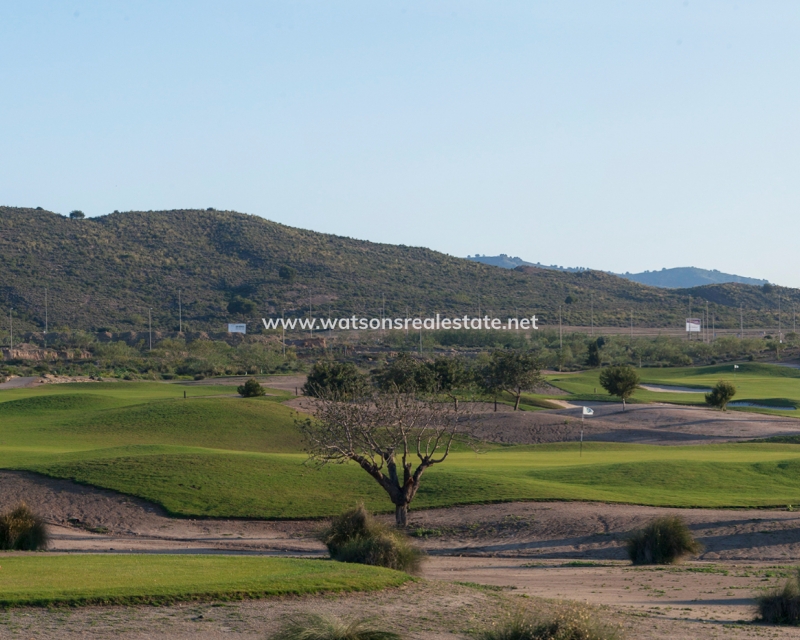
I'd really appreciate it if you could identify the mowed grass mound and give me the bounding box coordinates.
[0,382,301,457]
[545,363,800,414]
[0,555,409,606]
[7,381,800,518]
[30,444,800,517]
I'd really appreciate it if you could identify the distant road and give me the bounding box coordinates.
[0,376,39,390]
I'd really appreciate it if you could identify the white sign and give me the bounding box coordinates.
[228,323,247,334]
[686,318,702,333]
[582,406,594,416]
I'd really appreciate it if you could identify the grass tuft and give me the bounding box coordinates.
[0,503,48,551]
[478,606,623,640]
[756,568,800,625]
[626,516,702,565]
[321,505,423,573]
[271,613,401,640]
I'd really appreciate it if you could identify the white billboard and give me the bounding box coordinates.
[228,323,247,334]
[686,318,702,333]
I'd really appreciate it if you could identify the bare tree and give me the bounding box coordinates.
[296,390,467,527]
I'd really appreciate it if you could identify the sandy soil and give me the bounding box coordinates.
[467,401,800,445]
[4,471,800,638]
[0,376,41,389]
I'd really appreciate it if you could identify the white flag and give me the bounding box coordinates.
[582,406,594,416]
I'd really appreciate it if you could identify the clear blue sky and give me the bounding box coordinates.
[2,2,798,285]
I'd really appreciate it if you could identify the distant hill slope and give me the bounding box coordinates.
[0,207,794,333]
[466,254,588,273]
[618,267,769,288]
[466,256,768,289]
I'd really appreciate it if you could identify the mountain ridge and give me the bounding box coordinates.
[465,255,769,289]
[0,206,794,334]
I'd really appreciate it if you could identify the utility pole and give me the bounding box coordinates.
[44,286,48,337]
[591,293,594,337]
[740,304,743,339]
[9,308,12,352]
[705,301,709,344]
[148,308,152,351]
[630,309,633,341]
[282,309,285,358]
[559,305,563,349]
[178,290,182,333]
[779,294,782,342]
[688,295,691,341]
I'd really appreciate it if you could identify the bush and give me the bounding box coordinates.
[0,503,48,550]
[756,569,800,624]
[626,516,702,565]
[321,505,423,573]
[271,613,400,640]
[705,380,736,411]
[478,607,623,640]
[237,378,265,397]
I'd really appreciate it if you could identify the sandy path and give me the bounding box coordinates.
[0,376,40,389]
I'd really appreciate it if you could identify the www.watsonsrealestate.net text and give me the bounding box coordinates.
[262,315,539,332]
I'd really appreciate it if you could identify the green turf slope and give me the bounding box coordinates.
[0,555,409,606]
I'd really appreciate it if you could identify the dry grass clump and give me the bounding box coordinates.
[626,516,702,565]
[757,569,800,625]
[271,613,401,640]
[0,502,48,551]
[479,606,623,640]
[320,505,423,573]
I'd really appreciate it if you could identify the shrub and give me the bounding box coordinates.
[271,613,400,640]
[478,607,623,640]
[705,380,736,411]
[69,210,85,219]
[237,378,265,397]
[321,505,423,573]
[0,503,48,550]
[626,516,702,565]
[303,360,369,399]
[756,569,800,624]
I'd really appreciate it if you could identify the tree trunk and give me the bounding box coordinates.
[494,394,497,412]
[514,393,521,411]
[622,398,626,411]
[395,503,408,527]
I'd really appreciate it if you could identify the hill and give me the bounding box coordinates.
[620,267,768,288]
[466,256,768,289]
[466,254,588,272]
[0,206,795,333]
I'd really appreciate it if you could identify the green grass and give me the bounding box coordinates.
[546,363,800,415]
[0,555,409,606]
[6,379,800,519]
[27,443,800,517]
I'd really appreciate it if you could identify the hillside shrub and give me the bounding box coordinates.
[478,607,623,640]
[626,516,702,565]
[0,503,48,550]
[321,505,423,573]
[757,569,800,624]
[271,613,400,640]
[237,378,265,397]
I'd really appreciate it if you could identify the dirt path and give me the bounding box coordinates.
[0,376,40,389]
